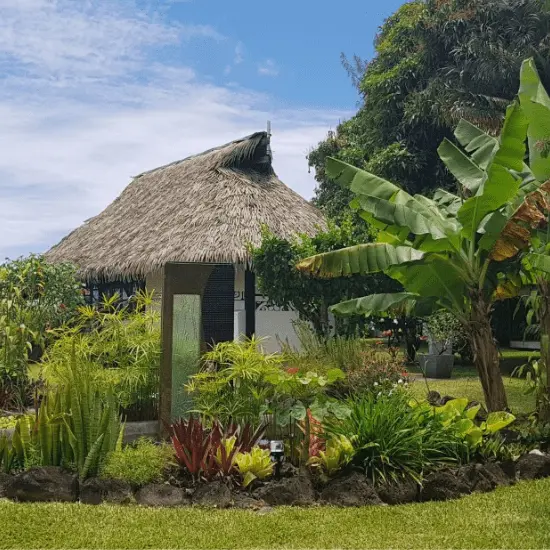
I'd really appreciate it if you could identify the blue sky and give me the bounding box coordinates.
[0,0,405,260]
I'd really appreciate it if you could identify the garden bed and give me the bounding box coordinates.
[2,450,550,509]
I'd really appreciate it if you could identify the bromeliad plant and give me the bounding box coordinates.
[307,435,355,480]
[235,446,274,488]
[167,417,265,482]
[298,58,550,412]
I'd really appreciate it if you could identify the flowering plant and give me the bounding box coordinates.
[345,346,407,396]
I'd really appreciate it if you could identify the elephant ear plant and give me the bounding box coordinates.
[298,58,550,412]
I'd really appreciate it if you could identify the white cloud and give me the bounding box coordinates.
[234,42,244,65]
[0,0,346,260]
[258,59,279,77]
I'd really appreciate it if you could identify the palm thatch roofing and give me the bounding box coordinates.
[46,131,326,282]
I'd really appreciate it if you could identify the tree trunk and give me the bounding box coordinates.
[468,296,508,412]
[537,279,550,423]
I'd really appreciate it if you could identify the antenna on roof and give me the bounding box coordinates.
[266,120,272,160]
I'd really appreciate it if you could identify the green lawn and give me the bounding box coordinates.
[1,480,550,549]
[409,371,535,415]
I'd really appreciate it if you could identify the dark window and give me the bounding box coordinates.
[202,264,235,348]
[82,280,146,310]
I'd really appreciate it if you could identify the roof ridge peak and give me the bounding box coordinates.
[134,131,268,179]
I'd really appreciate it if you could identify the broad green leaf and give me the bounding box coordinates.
[444,398,469,415]
[325,157,413,202]
[438,138,485,194]
[465,404,481,420]
[482,411,516,434]
[387,254,466,309]
[453,418,475,436]
[465,428,483,448]
[454,119,498,169]
[330,292,431,317]
[526,253,550,275]
[413,234,456,253]
[477,211,508,252]
[519,58,550,181]
[356,195,454,240]
[296,243,424,278]
[457,102,527,236]
[433,189,463,217]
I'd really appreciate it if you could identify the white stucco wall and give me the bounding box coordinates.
[233,264,301,353]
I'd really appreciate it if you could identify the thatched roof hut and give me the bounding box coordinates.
[46,131,326,282]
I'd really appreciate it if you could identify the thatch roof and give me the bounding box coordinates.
[46,131,326,281]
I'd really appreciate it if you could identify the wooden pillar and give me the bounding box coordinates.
[245,269,256,339]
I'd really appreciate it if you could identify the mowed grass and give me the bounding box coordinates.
[1,480,550,549]
[409,368,535,415]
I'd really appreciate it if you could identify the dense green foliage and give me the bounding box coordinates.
[1,351,122,479]
[323,392,463,483]
[186,337,346,428]
[0,255,83,409]
[234,446,274,487]
[1,480,550,549]
[322,392,514,484]
[101,438,174,486]
[309,0,550,219]
[32,291,160,414]
[251,221,399,336]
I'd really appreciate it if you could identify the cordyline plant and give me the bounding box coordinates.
[298,58,550,413]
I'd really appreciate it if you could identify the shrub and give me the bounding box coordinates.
[410,397,516,461]
[344,346,408,395]
[6,349,123,479]
[187,337,345,429]
[323,392,466,483]
[186,337,283,424]
[102,438,174,486]
[235,447,274,487]
[0,255,83,409]
[32,290,160,413]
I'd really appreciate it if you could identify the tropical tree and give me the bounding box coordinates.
[250,220,399,338]
[309,0,550,220]
[298,60,550,412]
[485,59,550,420]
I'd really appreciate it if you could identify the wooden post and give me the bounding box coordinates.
[245,269,256,339]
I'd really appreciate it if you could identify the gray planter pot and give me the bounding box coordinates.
[418,353,454,379]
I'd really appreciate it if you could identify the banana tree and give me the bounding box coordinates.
[479,59,550,420]
[297,64,543,412]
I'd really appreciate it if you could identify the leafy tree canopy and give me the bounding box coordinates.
[309,0,550,220]
[250,219,400,337]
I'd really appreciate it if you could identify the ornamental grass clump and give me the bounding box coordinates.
[323,391,466,484]
[102,438,174,487]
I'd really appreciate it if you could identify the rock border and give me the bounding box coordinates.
[1,451,549,509]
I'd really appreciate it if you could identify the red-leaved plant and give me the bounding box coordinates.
[168,417,265,481]
[298,409,325,458]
